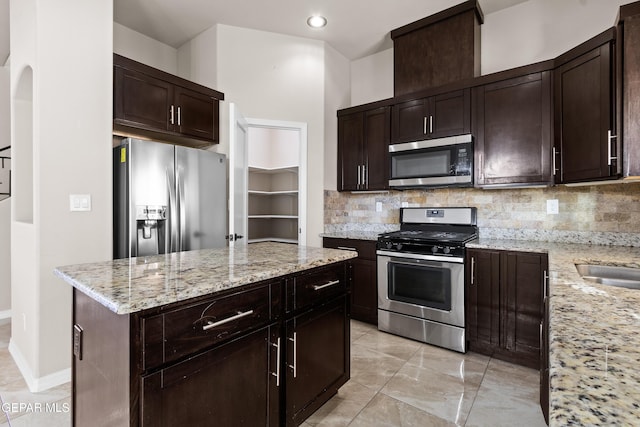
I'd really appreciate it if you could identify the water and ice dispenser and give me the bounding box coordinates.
[135,205,167,256]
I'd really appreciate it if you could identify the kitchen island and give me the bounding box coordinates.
[54,242,358,427]
[467,239,640,427]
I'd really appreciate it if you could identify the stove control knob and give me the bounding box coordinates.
[396,243,403,251]
[431,246,439,254]
[385,241,393,249]
[443,247,451,254]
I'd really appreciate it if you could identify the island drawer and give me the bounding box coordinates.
[322,237,377,260]
[142,281,280,370]
[287,263,347,313]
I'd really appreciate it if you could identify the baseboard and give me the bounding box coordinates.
[8,340,71,392]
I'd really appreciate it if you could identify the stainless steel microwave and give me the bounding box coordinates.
[388,135,473,189]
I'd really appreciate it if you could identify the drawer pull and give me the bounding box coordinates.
[288,332,297,378]
[313,280,340,291]
[202,310,254,331]
[337,246,357,251]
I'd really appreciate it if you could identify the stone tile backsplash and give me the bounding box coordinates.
[324,182,640,246]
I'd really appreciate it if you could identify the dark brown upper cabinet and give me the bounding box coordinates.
[391,89,471,144]
[473,69,553,187]
[618,2,640,178]
[391,0,482,96]
[113,54,224,148]
[554,29,620,183]
[337,105,390,191]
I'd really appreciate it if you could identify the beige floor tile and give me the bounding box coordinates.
[1,396,71,427]
[465,383,547,427]
[381,363,480,425]
[350,343,406,392]
[350,320,376,342]
[405,345,489,387]
[305,380,377,427]
[349,393,457,427]
[352,329,422,361]
[0,350,25,388]
[481,358,540,401]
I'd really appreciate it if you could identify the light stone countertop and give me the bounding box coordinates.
[467,238,640,426]
[320,231,383,241]
[54,242,358,315]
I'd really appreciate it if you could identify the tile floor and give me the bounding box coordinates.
[0,318,546,426]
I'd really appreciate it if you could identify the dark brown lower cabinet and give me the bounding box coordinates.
[466,248,548,369]
[141,326,279,426]
[322,238,378,325]
[540,275,550,425]
[285,296,350,426]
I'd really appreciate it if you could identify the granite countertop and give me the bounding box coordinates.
[321,231,385,241]
[54,242,358,315]
[468,238,640,426]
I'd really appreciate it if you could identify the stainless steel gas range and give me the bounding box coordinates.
[377,207,477,353]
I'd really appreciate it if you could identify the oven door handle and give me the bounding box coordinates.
[376,250,464,264]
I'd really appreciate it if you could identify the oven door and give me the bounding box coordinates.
[377,251,465,327]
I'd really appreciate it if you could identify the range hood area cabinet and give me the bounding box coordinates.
[113,54,224,148]
[337,105,390,191]
[553,29,620,184]
[391,0,483,96]
[473,67,553,187]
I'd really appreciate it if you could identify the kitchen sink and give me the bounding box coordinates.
[575,264,640,290]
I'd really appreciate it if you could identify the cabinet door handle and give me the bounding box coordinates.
[271,337,281,387]
[177,106,182,126]
[357,165,361,188]
[313,280,340,291]
[170,105,175,125]
[337,246,357,251]
[429,115,433,134]
[362,164,367,189]
[288,332,297,378]
[543,270,549,299]
[553,148,559,176]
[202,310,254,331]
[470,257,475,285]
[607,130,618,166]
[423,116,428,135]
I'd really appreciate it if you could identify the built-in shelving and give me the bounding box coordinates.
[0,146,11,202]
[247,130,300,244]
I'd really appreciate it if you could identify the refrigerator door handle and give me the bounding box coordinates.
[177,168,186,252]
[167,168,178,253]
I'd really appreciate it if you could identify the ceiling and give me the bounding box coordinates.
[0,0,528,66]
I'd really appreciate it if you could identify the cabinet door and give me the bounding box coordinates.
[429,89,471,139]
[174,86,218,142]
[141,326,279,427]
[555,42,617,183]
[285,296,349,426]
[502,252,546,368]
[391,98,428,143]
[540,271,550,425]
[363,107,390,191]
[350,258,378,324]
[466,249,501,354]
[475,72,552,186]
[114,66,173,132]
[337,112,364,191]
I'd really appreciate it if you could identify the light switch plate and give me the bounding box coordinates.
[70,194,92,212]
[547,199,559,215]
[376,202,383,212]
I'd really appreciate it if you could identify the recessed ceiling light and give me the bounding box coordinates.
[307,15,327,28]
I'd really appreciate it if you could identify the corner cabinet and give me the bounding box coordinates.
[554,29,620,183]
[391,89,471,144]
[337,106,390,191]
[466,248,548,369]
[473,70,553,187]
[113,54,224,148]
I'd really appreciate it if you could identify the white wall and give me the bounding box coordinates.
[113,22,178,74]
[323,44,351,192]
[177,25,217,89]
[248,127,300,169]
[10,0,112,391]
[215,25,327,246]
[0,66,9,318]
[481,0,632,74]
[350,48,393,105]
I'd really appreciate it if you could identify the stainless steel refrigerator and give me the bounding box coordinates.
[113,138,227,259]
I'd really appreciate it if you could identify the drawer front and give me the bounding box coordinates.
[288,264,347,313]
[322,238,377,260]
[143,282,277,370]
